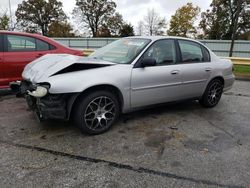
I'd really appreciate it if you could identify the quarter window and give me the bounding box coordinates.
[179,40,204,63]
[36,39,50,51]
[143,40,176,65]
[202,46,210,62]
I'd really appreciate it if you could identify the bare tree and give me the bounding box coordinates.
[136,20,144,36]
[143,9,166,36]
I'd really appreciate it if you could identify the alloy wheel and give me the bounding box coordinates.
[84,96,116,131]
[207,81,223,106]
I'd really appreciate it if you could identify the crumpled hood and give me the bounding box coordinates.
[22,54,115,83]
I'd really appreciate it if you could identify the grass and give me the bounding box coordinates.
[233,65,250,77]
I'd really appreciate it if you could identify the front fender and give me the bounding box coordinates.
[46,64,133,112]
[47,65,131,93]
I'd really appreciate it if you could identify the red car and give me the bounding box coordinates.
[0,31,83,89]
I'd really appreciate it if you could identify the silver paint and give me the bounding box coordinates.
[22,36,235,113]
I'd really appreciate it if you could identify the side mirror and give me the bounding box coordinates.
[141,57,156,67]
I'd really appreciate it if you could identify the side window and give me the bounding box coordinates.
[7,35,36,52]
[0,34,3,52]
[36,39,50,51]
[144,40,176,65]
[179,40,203,63]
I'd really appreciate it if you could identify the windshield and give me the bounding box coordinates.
[89,38,151,64]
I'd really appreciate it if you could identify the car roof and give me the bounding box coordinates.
[0,30,45,38]
[0,30,56,42]
[127,36,196,41]
[0,30,69,48]
[126,35,208,49]
[126,35,199,42]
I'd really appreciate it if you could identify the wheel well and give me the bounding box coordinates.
[200,76,225,98]
[210,76,225,86]
[69,84,124,119]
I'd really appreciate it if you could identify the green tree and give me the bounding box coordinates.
[15,0,67,36]
[199,4,228,39]
[119,23,134,37]
[48,21,75,37]
[97,25,111,37]
[73,0,116,37]
[0,13,10,30]
[239,31,250,40]
[168,3,200,37]
[106,12,124,36]
[199,0,250,40]
[97,13,134,37]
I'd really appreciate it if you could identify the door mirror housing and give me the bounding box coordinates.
[141,57,156,67]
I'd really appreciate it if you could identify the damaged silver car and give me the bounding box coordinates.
[11,37,235,134]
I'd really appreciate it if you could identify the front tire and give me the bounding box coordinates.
[199,79,224,108]
[73,90,120,135]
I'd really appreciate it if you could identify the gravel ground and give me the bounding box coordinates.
[0,80,249,188]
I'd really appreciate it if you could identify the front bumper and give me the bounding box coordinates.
[10,81,68,121]
[27,94,67,121]
[10,80,36,97]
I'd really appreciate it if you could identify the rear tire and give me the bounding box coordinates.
[73,90,120,135]
[199,79,224,108]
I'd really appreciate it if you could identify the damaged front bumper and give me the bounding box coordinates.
[10,80,49,98]
[10,81,67,121]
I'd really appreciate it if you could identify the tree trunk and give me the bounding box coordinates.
[41,24,45,36]
[44,24,48,36]
[229,0,243,57]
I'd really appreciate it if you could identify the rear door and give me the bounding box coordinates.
[177,40,212,99]
[2,34,54,86]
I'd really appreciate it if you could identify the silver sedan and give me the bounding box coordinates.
[11,36,235,134]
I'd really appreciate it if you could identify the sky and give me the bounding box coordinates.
[1,0,212,29]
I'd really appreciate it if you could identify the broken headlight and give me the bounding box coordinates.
[27,83,50,98]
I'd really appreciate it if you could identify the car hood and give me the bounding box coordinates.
[22,54,115,83]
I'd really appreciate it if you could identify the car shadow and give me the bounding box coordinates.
[120,100,203,123]
[31,100,205,135]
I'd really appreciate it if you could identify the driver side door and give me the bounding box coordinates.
[131,39,183,108]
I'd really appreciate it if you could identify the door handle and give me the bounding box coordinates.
[171,70,179,75]
[205,68,212,72]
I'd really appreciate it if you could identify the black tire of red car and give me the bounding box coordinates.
[199,79,224,108]
[73,90,120,135]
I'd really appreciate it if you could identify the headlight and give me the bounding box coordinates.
[28,86,48,98]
